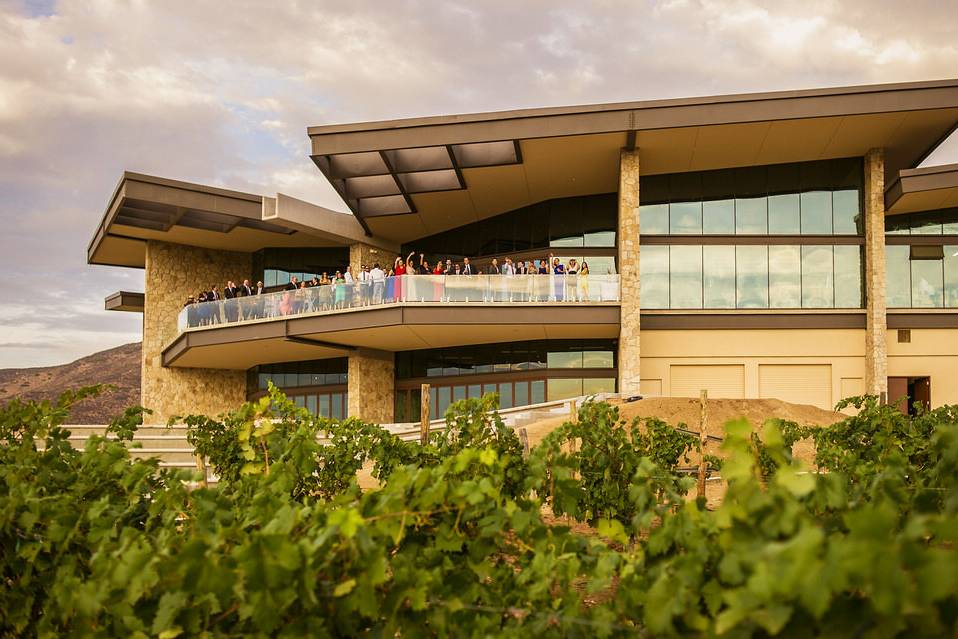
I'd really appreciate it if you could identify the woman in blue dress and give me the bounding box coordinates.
[552,257,565,301]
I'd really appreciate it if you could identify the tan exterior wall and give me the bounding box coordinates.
[640,328,867,411]
[142,240,251,423]
[350,242,397,278]
[864,148,888,396]
[617,148,641,396]
[347,349,395,423]
[887,328,958,407]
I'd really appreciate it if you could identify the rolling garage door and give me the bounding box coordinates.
[759,364,831,409]
[670,365,745,398]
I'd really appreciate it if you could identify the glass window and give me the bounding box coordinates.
[531,380,546,404]
[801,191,833,234]
[583,378,615,396]
[913,213,943,235]
[640,245,669,309]
[768,245,801,308]
[911,259,944,307]
[834,246,863,308]
[885,216,911,235]
[438,386,452,416]
[584,230,615,247]
[548,378,583,401]
[319,394,330,417]
[735,197,768,234]
[946,246,958,308]
[515,381,529,407]
[306,395,317,414]
[641,203,669,235]
[550,235,584,247]
[467,384,481,399]
[298,373,311,387]
[452,385,466,402]
[482,383,497,399]
[293,396,306,408]
[703,245,735,308]
[802,245,834,308]
[500,383,513,409]
[768,194,800,235]
[669,201,703,234]
[258,373,269,390]
[833,190,860,234]
[669,245,703,308]
[547,351,582,368]
[944,219,958,235]
[582,351,614,368]
[703,199,735,234]
[886,245,912,308]
[331,394,343,420]
[588,256,617,276]
[736,245,769,308]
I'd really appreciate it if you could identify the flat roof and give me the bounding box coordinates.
[886,162,958,214]
[87,172,383,268]
[309,79,958,244]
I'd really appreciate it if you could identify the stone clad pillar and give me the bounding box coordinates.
[347,349,395,423]
[141,240,251,423]
[863,148,888,397]
[617,148,641,397]
[350,242,395,276]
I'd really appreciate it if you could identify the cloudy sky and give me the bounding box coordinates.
[1,0,957,368]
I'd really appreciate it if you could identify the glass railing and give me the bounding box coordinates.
[177,273,621,332]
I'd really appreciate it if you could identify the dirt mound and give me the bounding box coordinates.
[0,342,141,423]
[522,396,845,447]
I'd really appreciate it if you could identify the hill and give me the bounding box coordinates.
[0,342,141,423]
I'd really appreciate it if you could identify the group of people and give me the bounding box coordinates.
[181,252,614,328]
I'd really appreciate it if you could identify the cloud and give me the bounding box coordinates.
[0,0,956,367]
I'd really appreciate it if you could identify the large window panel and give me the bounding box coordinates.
[885,245,911,308]
[735,245,769,308]
[833,189,860,234]
[703,199,735,234]
[801,191,833,234]
[670,201,703,234]
[703,245,735,308]
[768,245,801,307]
[946,246,958,308]
[801,245,834,308]
[735,197,768,234]
[642,204,669,235]
[640,245,670,308]
[669,245,703,308]
[834,246,863,308]
[768,194,800,235]
[548,378,583,401]
[911,258,944,308]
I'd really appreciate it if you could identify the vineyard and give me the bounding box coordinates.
[2,386,958,637]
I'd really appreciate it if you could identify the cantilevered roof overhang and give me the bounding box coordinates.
[885,163,958,214]
[162,304,620,370]
[88,172,395,268]
[308,79,958,244]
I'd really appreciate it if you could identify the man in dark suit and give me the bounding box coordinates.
[207,285,222,323]
[223,281,240,322]
[285,276,299,291]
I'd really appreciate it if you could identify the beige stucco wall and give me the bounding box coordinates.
[347,349,395,423]
[617,148,641,396]
[640,328,867,411]
[887,328,958,407]
[142,240,252,423]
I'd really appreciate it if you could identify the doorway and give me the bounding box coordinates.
[887,376,931,415]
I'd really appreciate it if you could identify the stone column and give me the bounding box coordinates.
[350,242,395,276]
[617,148,641,397]
[347,348,395,424]
[142,240,252,423]
[863,148,888,397]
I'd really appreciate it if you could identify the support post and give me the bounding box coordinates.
[863,148,888,398]
[570,399,578,424]
[697,389,708,500]
[420,384,430,445]
[617,147,642,397]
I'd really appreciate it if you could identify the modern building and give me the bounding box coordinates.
[89,79,958,423]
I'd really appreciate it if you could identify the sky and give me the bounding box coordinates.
[1,0,958,368]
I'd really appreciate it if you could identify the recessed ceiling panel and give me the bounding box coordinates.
[328,152,389,178]
[344,174,402,198]
[397,169,462,193]
[452,140,518,168]
[358,194,412,216]
[384,146,453,172]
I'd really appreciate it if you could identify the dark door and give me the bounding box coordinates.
[887,377,909,415]
[909,377,931,414]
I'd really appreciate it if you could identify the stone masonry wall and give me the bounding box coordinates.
[863,148,888,396]
[617,148,641,397]
[142,240,252,423]
[350,242,397,278]
[347,349,395,424]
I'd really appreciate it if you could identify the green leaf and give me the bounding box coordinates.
[333,578,357,597]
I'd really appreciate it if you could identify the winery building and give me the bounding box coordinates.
[88,79,958,422]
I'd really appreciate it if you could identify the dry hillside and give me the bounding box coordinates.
[0,342,141,423]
